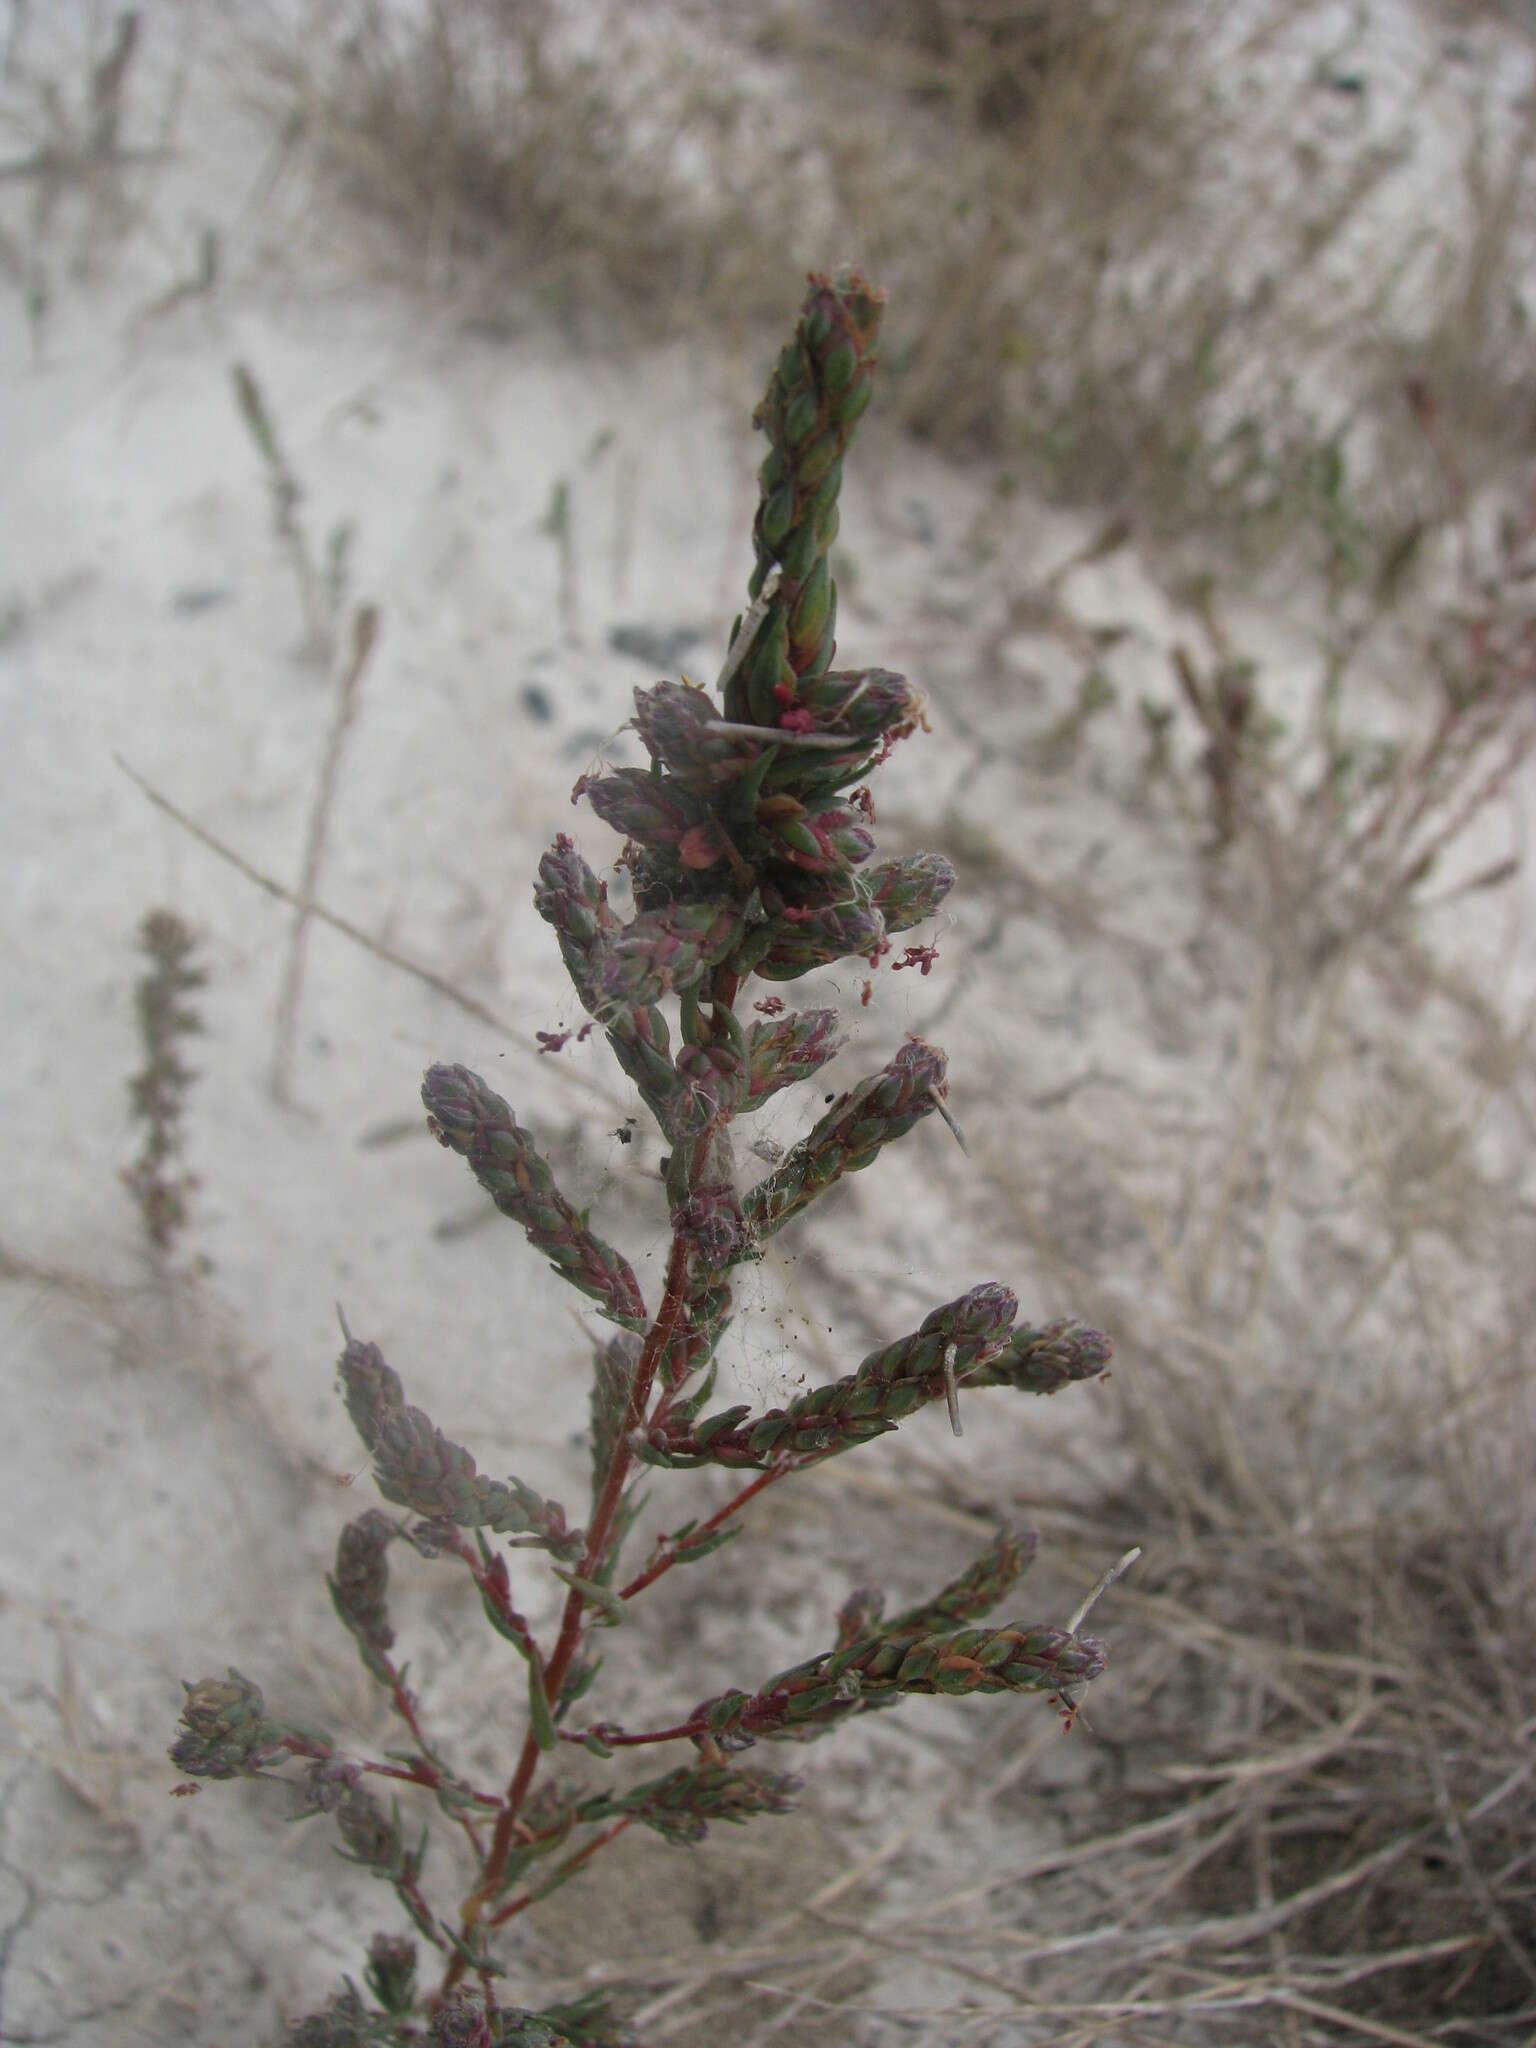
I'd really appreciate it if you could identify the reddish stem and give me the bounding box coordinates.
[437,1529,538,1659]
[618,1460,791,1600]
[438,1227,695,1997]
[485,1818,633,1929]
[362,1758,500,1810]
[558,1717,704,1750]
[386,1665,491,1857]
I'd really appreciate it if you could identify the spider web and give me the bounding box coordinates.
[560,806,952,1410]
[576,1037,928,1413]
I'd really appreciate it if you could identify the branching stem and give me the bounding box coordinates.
[485,1818,633,1930]
[441,1223,696,1994]
[619,1460,791,1601]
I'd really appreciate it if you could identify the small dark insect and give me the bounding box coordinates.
[612,1118,637,1145]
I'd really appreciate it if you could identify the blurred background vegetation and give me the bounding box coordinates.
[256,0,1534,579]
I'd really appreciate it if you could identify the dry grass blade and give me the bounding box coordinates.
[1010,1496,1536,2040]
[270,604,381,1105]
[247,0,807,332]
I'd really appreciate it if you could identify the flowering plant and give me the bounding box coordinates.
[172,269,1112,2047]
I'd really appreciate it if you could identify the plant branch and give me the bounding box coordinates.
[485,1819,633,1930]
[442,1226,695,1991]
[618,1461,791,1602]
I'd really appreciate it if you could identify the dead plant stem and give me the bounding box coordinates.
[115,752,521,1040]
[271,604,380,1105]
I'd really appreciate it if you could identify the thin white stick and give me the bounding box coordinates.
[1065,1546,1142,1638]
[942,1342,963,1437]
[715,564,782,700]
[928,1086,969,1155]
[705,719,859,752]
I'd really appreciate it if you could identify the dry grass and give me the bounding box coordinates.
[250,0,1535,569]
[243,0,814,335]
[1021,1341,1536,2041]
[780,0,1536,559]
[0,6,196,352]
[1159,446,1536,971]
[927,724,1536,2042]
[872,927,1535,2045]
[800,392,1536,2038]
